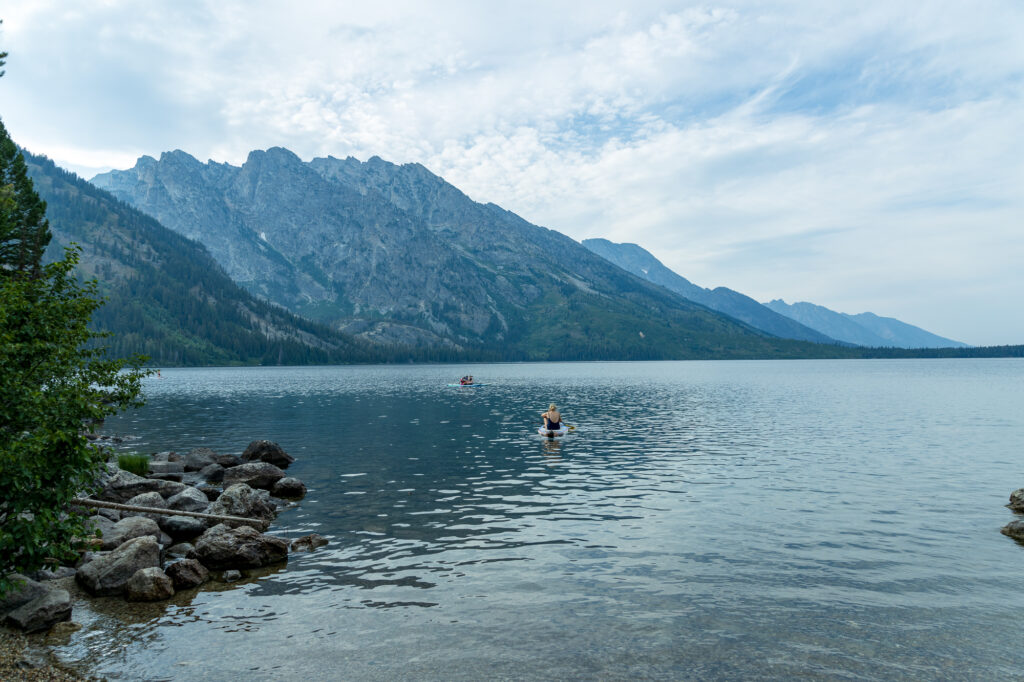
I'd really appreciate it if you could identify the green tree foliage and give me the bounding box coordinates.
[0,101,148,594]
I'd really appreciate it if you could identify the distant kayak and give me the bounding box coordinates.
[538,426,568,437]
[447,383,488,387]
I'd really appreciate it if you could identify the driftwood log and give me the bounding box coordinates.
[70,497,267,529]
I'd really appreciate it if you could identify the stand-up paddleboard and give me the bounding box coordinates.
[538,426,568,437]
[447,383,489,387]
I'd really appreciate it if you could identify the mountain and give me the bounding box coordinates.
[91,148,854,361]
[581,238,837,344]
[23,150,430,366]
[763,300,968,348]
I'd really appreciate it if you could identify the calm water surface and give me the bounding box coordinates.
[58,360,1024,679]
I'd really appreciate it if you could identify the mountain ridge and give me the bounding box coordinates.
[91,147,858,360]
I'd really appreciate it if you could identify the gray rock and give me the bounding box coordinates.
[125,567,175,602]
[222,569,242,582]
[290,533,328,552]
[159,515,207,541]
[192,523,289,570]
[165,542,195,559]
[272,477,307,499]
[166,486,210,513]
[150,478,189,499]
[95,467,164,503]
[184,447,219,472]
[223,461,286,490]
[0,574,48,617]
[242,440,295,469]
[207,484,277,525]
[4,588,72,633]
[150,451,173,462]
[199,463,225,483]
[101,516,161,550]
[216,454,244,469]
[124,492,168,522]
[1009,489,1024,512]
[86,514,118,542]
[77,536,161,596]
[95,506,121,521]
[165,559,209,590]
[159,531,174,547]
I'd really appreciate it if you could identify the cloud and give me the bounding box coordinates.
[2,0,1022,344]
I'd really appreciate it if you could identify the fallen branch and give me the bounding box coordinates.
[70,497,267,530]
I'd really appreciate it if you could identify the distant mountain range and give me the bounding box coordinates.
[89,148,852,361]
[762,300,968,349]
[581,238,837,344]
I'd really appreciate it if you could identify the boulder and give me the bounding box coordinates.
[290,534,328,553]
[223,462,286,490]
[1009,489,1024,512]
[1002,520,1024,541]
[0,574,48,617]
[216,454,244,469]
[222,570,242,582]
[207,484,277,525]
[272,477,307,499]
[101,516,161,550]
[86,514,118,542]
[125,567,174,602]
[95,467,164,503]
[150,478,189,499]
[166,487,210,513]
[95,506,121,521]
[159,515,207,541]
[165,559,209,590]
[241,440,295,469]
[77,536,161,596]
[124,492,168,522]
[192,523,289,570]
[184,447,219,472]
[165,542,195,559]
[4,588,72,633]
[147,460,185,482]
[29,566,77,581]
[199,463,225,483]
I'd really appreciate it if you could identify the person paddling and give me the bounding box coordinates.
[541,404,562,431]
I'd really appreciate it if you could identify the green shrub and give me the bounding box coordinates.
[117,454,150,476]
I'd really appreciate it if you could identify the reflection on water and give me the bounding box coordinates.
[56,360,1024,679]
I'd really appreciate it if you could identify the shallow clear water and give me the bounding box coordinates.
[58,359,1024,679]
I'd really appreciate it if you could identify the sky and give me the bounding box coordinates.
[1,1,1022,346]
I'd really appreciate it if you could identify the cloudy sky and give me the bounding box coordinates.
[2,1,1022,345]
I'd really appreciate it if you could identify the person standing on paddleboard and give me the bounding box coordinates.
[541,404,562,431]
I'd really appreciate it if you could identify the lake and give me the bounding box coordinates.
[55,359,1024,679]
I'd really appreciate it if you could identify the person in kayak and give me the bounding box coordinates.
[541,404,562,430]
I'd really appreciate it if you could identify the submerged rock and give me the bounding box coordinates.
[4,587,72,633]
[125,567,175,602]
[241,440,295,469]
[290,534,328,552]
[165,559,209,590]
[77,536,161,596]
[1002,520,1024,541]
[223,461,286,490]
[192,523,289,570]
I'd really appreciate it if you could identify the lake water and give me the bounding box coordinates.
[55,359,1024,680]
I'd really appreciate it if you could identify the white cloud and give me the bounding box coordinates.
[2,0,1023,344]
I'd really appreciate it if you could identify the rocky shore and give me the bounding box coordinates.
[1,439,326,660]
[1001,488,1024,541]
